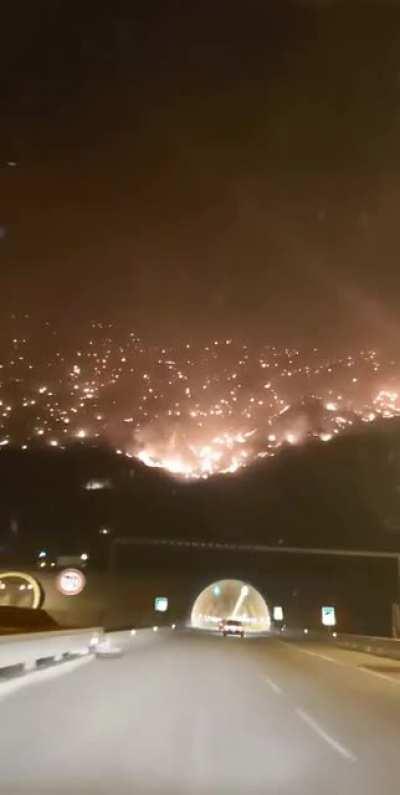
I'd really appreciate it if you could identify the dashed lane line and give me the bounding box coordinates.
[295,708,357,763]
[264,676,283,695]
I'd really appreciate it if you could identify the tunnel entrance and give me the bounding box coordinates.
[190,579,271,633]
[0,571,42,609]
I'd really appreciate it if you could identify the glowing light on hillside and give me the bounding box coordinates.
[0,320,399,479]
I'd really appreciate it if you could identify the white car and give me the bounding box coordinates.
[222,619,245,638]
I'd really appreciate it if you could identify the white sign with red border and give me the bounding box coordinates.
[56,568,86,597]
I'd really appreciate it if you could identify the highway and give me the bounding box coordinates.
[2,630,400,794]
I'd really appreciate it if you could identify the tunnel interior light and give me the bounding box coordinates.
[231,584,249,619]
[153,626,159,632]
[273,606,284,621]
[304,628,309,635]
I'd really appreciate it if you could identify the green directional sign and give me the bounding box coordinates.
[321,606,336,626]
[154,596,168,613]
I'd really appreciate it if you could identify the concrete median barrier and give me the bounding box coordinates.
[0,627,103,673]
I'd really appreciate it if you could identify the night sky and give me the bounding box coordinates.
[2,1,400,346]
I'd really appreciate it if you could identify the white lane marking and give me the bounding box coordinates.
[265,676,282,694]
[283,641,400,686]
[0,654,93,702]
[295,708,357,762]
[303,651,338,664]
[359,667,400,686]
[281,642,345,666]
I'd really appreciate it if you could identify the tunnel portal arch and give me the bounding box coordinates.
[190,579,271,632]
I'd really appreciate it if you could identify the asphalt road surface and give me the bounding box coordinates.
[2,629,400,794]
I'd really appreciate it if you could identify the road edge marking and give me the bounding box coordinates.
[280,640,400,686]
[280,642,345,666]
[358,666,400,686]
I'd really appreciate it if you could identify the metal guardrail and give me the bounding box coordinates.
[0,627,103,672]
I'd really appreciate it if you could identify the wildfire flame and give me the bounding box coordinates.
[136,429,255,478]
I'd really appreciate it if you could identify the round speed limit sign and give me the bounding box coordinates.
[56,568,86,597]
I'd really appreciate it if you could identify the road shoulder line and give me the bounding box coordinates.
[280,640,400,686]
